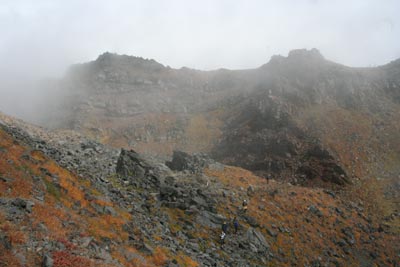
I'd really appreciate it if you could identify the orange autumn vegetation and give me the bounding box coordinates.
[34,159,90,209]
[0,128,145,266]
[32,202,69,238]
[148,247,168,266]
[0,212,31,266]
[174,253,199,267]
[0,220,27,246]
[88,214,128,240]
[205,165,265,189]
[205,164,399,267]
[0,250,21,267]
[185,114,222,152]
[108,246,168,267]
[52,251,94,267]
[0,131,34,199]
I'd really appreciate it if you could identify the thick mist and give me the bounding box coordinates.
[0,0,399,123]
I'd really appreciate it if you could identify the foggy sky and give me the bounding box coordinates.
[0,0,400,120]
[1,0,399,76]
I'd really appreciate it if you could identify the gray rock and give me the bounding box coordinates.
[104,206,117,216]
[164,176,176,185]
[42,254,53,267]
[243,215,259,227]
[160,185,180,201]
[15,252,27,266]
[308,205,323,217]
[190,195,208,208]
[116,149,160,188]
[341,227,355,245]
[0,234,12,250]
[0,176,13,182]
[141,243,154,255]
[12,198,35,213]
[266,228,278,237]
[196,210,226,228]
[122,249,146,262]
[208,162,225,171]
[80,237,93,248]
[245,228,269,253]
[166,151,213,174]
[247,185,255,196]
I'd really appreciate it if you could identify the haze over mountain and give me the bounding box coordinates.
[1,0,399,121]
[1,1,399,266]
[0,49,399,266]
[28,49,399,188]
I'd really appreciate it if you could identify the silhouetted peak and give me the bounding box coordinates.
[287,48,324,60]
[95,52,165,70]
[262,48,327,69]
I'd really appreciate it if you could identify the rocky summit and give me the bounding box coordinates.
[0,49,399,267]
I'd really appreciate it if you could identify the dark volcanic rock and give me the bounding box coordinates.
[166,151,212,174]
[0,234,12,250]
[116,149,151,178]
[42,254,53,267]
[212,101,350,187]
[12,198,35,213]
[116,149,160,188]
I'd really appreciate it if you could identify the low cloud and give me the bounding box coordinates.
[0,0,399,119]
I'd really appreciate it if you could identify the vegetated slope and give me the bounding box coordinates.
[0,113,399,267]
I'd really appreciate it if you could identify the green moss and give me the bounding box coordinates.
[43,178,61,201]
[90,188,103,197]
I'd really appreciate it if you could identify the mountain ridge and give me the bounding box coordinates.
[30,49,399,189]
[69,48,400,73]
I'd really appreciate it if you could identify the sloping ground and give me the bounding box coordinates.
[0,115,399,266]
[0,126,171,267]
[295,104,400,225]
[205,166,399,267]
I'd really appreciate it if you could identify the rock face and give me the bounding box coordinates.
[211,95,351,186]
[116,148,161,188]
[165,150,213,174]
[116,149,152,178]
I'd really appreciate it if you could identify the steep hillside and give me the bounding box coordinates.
[212,50,400,186]
[0,114,399,267]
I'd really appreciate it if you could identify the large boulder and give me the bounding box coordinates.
[116,149,160,188]
[166,151,213,173]
[116,149,151,178]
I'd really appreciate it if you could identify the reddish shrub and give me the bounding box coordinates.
[52,251,93,267]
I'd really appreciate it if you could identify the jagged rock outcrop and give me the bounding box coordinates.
[116,149,158,183]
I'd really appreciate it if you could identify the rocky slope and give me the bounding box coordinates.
[211,49,400,186]
[0,113,399,266]
[33,49,400,190]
